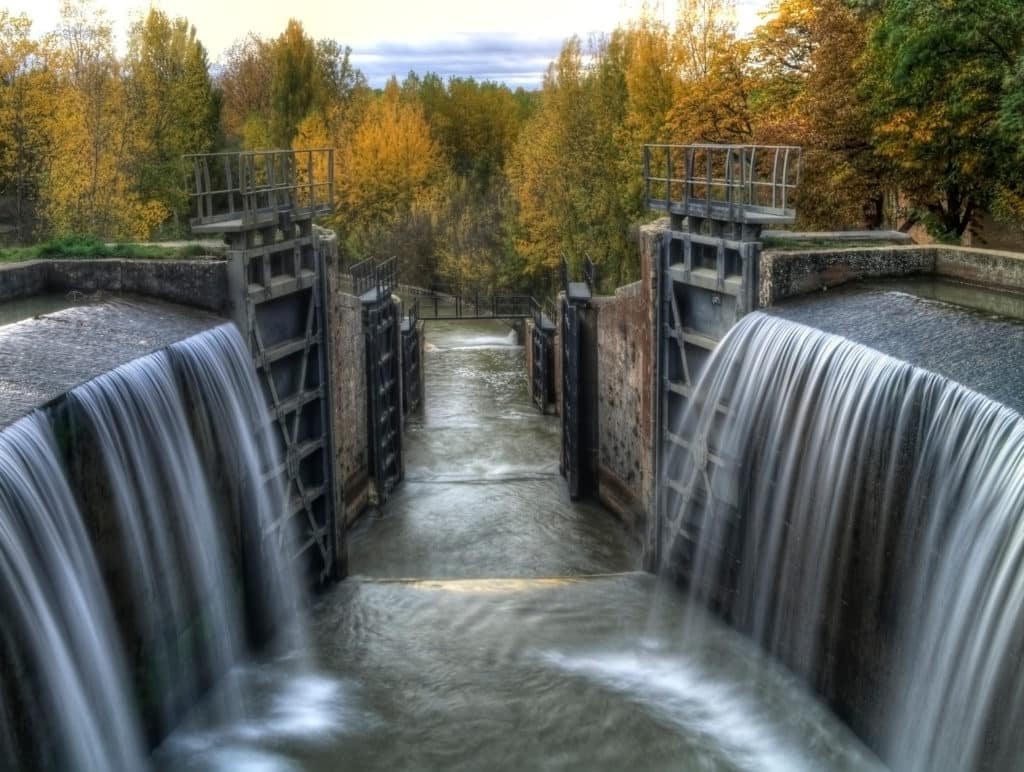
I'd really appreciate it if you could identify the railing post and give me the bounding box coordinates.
[665,146,672,213]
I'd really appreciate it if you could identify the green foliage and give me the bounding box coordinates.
[0,234,218,262]
[269,20,319,147]
[864,0,1024,237]
[125,8,220,235]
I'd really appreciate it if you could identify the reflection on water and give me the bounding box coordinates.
[157,319,883,771]
[0,293,82,327]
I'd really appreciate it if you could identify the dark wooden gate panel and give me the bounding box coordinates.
[365,301,403,502]
[531,321,552,414]
[560,299,581,500]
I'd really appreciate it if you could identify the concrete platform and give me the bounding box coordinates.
[0,299,223,428]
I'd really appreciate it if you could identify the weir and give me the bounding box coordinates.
[0,321,306,770]
[541,143,1024,769]
[662,312,1024,771]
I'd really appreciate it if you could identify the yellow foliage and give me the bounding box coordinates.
[38,0,167,240]
[337,87,445,229]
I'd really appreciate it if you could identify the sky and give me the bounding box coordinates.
[6,0,774,88]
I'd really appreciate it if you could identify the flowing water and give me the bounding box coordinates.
[0,322,305,771]
[0,293,82,328]
[157,320,882,772]
[664,312,1024,772]
[0,412,147,771]
[770,278,1024,413]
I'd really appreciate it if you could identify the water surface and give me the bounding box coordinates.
[0,293,81,327]
[771,277,1024,413]
[157,319,883,772]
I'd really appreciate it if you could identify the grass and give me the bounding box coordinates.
[0,235,222,263]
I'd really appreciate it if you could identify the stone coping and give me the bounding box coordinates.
[0,258,229,313]
[761,245,1024,306]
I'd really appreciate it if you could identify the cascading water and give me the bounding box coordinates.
[0,322,305,771]
[0,413,147,771]
[663,311,1024,772]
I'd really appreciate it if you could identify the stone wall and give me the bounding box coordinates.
[0,259,229,313]
[761,244,1024,306]
[594,225,660,544]
[933,245,1024,290]
[594,282,655,537]
[325,258,371,528]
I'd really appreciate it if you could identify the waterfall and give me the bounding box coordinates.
[0,413,147,771]
[0,323,304,771]
[664,312,1024,772]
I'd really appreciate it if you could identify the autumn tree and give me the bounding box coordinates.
[664,0,754,144]
[218,34,273,148]
[751,0,885,228]
[508,34,640,291]
[125,8,219,234]
[404,74,527,188]
[42,0,165,239]
[335,78,447,283]
[0,11,52,242]
[864,0,1024,238]
[219,29,366,151]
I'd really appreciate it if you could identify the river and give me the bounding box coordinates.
[156,319,883,772]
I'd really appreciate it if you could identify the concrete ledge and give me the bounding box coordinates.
[762,229,912,244]
[0,261,47,299]
[761,245,1024,306]
[0,259,229,313]
[932,246,1024,290]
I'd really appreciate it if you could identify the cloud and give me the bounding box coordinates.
[350,34,568,89]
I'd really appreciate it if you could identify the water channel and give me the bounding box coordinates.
[156,319,882,772]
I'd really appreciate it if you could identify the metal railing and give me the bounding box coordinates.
[404,298,419,329]
[643,144,800,224]
[418,287,535,320]
[583,255,597,291]
[187,149,334,230]
[350,257,376,297]
[351,256,397,302]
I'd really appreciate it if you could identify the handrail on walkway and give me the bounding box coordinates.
[643,143,801,225]
[186,148,334,232]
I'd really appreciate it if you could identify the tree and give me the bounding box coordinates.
[125,8,219,234]
[269,20,319,147]
[336,78,447,281]
[0,11,52,242]
[218,33,272,148]
[508,34,639,290]
[865,0,1024,238]
[751,0,885,228]
[41,0,165,239]
[665,0,754,144]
